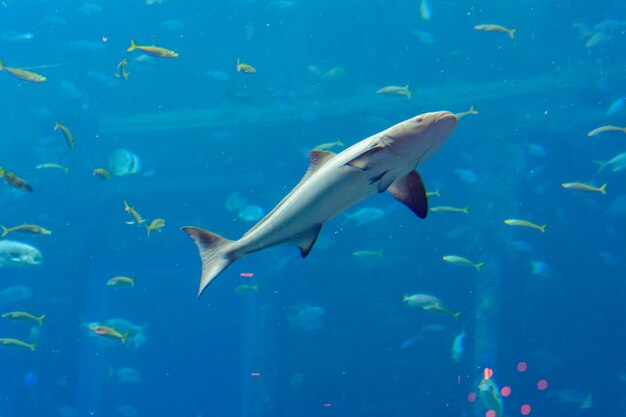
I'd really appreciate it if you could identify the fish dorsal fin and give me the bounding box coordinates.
[304,150,335,178]
[388,170,428,219]
[243,151,334,238]
[297,224,322,258]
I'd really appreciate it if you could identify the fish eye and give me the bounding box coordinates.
[416,117,424,123]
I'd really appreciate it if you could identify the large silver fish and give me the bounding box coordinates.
[184,111,457,297]
[0,240,43,267]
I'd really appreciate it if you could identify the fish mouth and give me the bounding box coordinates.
[431,111,458,132]
[414,111,458,165]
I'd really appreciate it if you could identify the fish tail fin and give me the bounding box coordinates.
[378,250,384,257]
[182,226,238,298]
[54,122,60,131]
[0,60,4,70]
[402,294,409,302]
[1,225,8,237]
[0,166,4,177]
[121,332,129,344]
[453,311,462,320]
[145,224,151,236]
[236,58,241,72]
[127,39,137,52]
[463,206,470,214]
[337,139,344,147]
[540,224,548,233]
[469,105,478,114]
[475,262,484,271]
[64,167,69,174]
[599,183,607,195]
[404,85,412,99]
[509,28,517,39]
[30,343,36,351]
[38,314,46,325]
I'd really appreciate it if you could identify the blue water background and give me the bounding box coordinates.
[1,0,625,416]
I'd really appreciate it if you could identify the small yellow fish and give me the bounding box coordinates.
[430,206,469,214]
[376,85,412,99]
[474,24,517,39]
[36,163,69,173]
[236,58,256,73]
[426,189,441,197]
[54,122,75,149]
[127,39,178,58]
[2,311,46,325]
[455,105,478,120]
[1,224,51,237]
[587,125,626,137]
[89,324,129,343]
[442,255,483,271]
[116,58,130,80]
[353,249,384,258]
[313,139,344,151]
[0,337,36,351]
[107,276,134,288]
[145,218,165,236]
[0,60,47,82]
[504,219,547,233]
[561,182,607,195]
[124,200,145,225]
[234,283,259,294]
[0,167,33,192]
[93,168,111,180]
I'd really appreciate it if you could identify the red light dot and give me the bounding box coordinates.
[486,410,496,417]
[517,361,528,372]
[467,392,477,403]
[240,272,254,277]
[484,367,494,379]
[537,379,548,391]
[501,386,512,397]
[521,404,531,415]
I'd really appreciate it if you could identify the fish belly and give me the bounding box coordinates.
[234,166,377,256]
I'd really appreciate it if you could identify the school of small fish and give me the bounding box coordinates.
[0,0,623,416]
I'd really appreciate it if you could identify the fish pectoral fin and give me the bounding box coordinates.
[297,224,322,258]
[388,170,428,219]
[345,146,384,171]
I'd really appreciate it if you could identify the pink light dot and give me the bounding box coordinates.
[537,379,548,391]
[501,385,512,397]
[240,272,254,277]
[486,410,496,417]
[467,392,477,403]
[517,361,528,372]
[323,403,332,407]
[521,404,531,415]
[250,372,261,377]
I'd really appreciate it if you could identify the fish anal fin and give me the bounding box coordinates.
[388,170,428,219]
[297,224,322,258]
[345,146,384,171]
[182,226,237,298]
